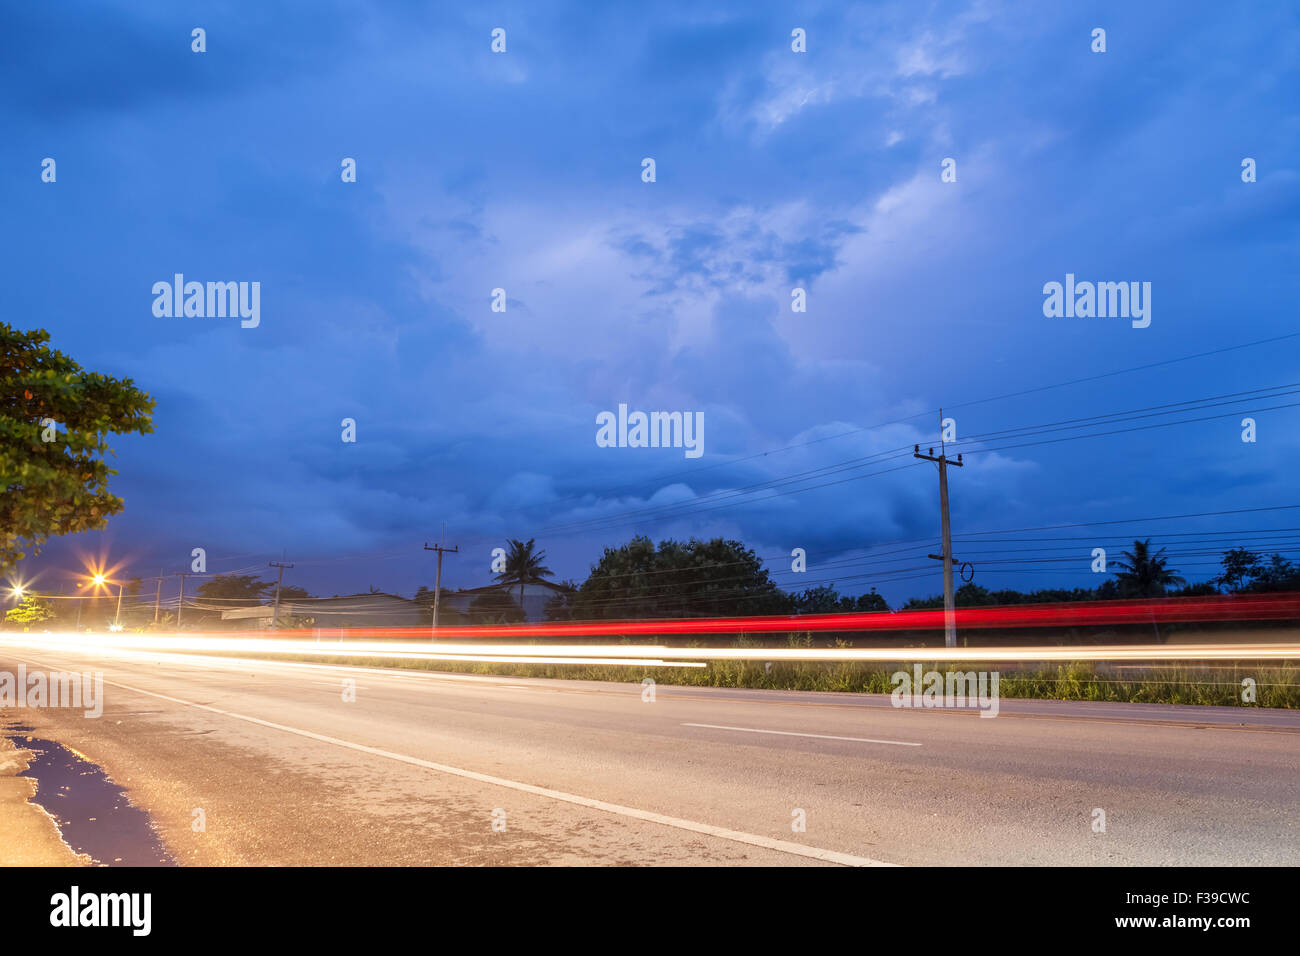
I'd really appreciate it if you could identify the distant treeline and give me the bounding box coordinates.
[536,537,1300,622]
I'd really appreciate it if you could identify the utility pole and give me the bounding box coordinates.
[113,582,124,629]
[269,560,294,630]
[423,538,458,635]
[154,570,163,624]
[177,572,188,629]
[914,409,964,648]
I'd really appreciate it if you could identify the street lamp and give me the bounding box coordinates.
[84,571,123,630]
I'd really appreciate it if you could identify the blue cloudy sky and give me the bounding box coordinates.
[5,1,1299,605]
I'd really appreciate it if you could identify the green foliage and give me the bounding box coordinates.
[1,324,155,573]
[495,538,554,605]
[196,574,271,604]
[1252,554,1300,592]
[231,649,1300,710]
[571,535,789,619]
[901,539,1208,609]
[1217,547,1263,592]
[1216,548,1300,593]
[792,584,888,614]
[3,594,54,628]
[1113,539,1185,597]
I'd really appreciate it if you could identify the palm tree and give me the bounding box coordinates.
[1113,539,1185,598]
[496,538,555,608]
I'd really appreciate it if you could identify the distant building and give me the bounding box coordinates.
[441,580,574,623]
[220,592,424,630]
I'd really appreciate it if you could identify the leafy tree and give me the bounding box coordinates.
[854,589,889,612]
[1112,539,1185,598]
[1,324,155,574]
[1251,554,1300,592]
[1216,548,1263,593]
[571,536,787,620]
[904,584,1113,609]
[1093,578,1121,601]
[4,594,54,628]
[496,538,555,607]
[955,583,992,606]
[196,574,270,606]
[790,586,886,614]
[793,585,842,614]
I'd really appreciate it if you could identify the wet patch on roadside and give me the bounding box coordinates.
[4,725,176,866]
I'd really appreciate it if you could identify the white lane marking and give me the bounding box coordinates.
[682,722,922,747]
[85,673,894,867]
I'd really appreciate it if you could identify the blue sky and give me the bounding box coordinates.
[5,1,1299,605]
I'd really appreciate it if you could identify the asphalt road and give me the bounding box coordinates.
[2,645,1297,866]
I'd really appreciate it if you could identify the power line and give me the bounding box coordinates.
[510,330,1300,518]
[537,385,1300,538]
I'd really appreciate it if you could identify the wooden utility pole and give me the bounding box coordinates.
[154,570,163,624]
[269,561,294,630]
[423,539,458,635]
[914,410,964,648]
[176,572,188,629]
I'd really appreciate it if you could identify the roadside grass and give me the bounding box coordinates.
[195,643,1300,708]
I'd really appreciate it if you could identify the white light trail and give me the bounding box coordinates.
[0,632,1296,663]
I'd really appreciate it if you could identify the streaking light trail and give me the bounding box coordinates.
[2,593,1296,663]
[2,635,1296,663]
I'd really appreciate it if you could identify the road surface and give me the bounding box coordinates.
[2,644,1297,866]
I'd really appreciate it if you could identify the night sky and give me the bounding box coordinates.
[5,1,1298,605]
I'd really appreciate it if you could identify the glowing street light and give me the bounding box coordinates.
[82,565,126,630]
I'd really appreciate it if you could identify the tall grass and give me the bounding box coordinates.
[223,647,1300,708]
